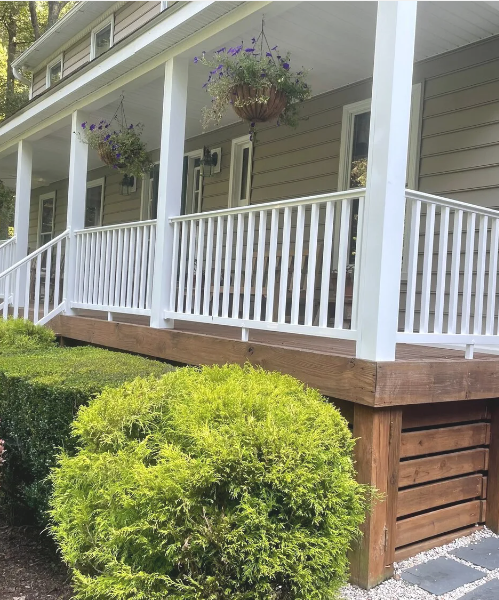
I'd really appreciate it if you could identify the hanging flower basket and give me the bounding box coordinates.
[231,84,287,123]
[97,142,124,169]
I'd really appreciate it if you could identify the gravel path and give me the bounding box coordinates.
[341,528,499,600]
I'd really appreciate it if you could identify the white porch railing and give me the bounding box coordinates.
[71,220,156,316]
[0,237,15,297]
[399,189,499,353]
[167,190,365,341]
[0,230,68,325]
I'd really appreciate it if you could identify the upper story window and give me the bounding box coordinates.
[228,135,252,207]
[46,55,63,88]
[91,17,114,59]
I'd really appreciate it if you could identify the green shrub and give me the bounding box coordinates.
[50,364,369,600]
[0,318,56,352]
[0,343,174,523]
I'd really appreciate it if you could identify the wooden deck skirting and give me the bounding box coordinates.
[50,315,499,589]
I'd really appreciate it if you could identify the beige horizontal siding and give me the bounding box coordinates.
[31,69,45,98]
[114,1,160,44]
[63,35,91,77]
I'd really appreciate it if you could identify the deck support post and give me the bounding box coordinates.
[349,405,402,589]
[355,1,417,361]
[486,401,499,533]
[63,110,88,315]
[150,57,188,329]
[13,140,32,304]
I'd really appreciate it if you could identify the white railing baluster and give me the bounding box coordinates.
[448,209,463,334]
[291,205,305,325]
[126,227,135,308]
[132,226,142,309]
[305,203,319,326]
[98,230,106,307]
[3,274,9,319]
[23,259,31,320]
[222,215,234,319]
[169,222,180,313]
[212,217,224,318]
[461,212,476,335]
[13,269,20,318]
[194,219,205,315]
[474,215,488,335]
[33,255,41,323]
[420,203,436,334]
[121,228,130,308]
[103,231,111,307]
[203,218,214,316]
[253,210,267,322]
[114,228,124,307]
[404,199,421,333]
[350,196,365,332]
[278,207,292,323]
[139,225,149,310]
[319,201,335,328]
[54,240,62,310]
[74,233,82,304]
[334,200,351,329]
[243,211,255,321]
[185,220,197,314]
[147,224,156,310]
[88,232,96,306]
[434,206,450,334]
[44,246,52,317]
[487,219,499,335]
[177,221,188,313]
[266,208,279,322]
[232,214,245,319]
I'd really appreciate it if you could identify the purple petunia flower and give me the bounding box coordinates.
[251,37,256,44]
[193,57,199,63]
[271,45,278,51]
[266,52,272,57]
[98,126,102,130]
[116,153,121,159]
[81,122,87,129]
[202,82,208,88]
[129,124,134,129]
[245,48,254,53]
[89,124,96,131]
[216,47,226,53]
[283,63,290,70]
[260,72,266,78]
[104,134,111,141]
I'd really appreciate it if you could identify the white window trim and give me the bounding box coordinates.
[184,148,203,214]
[86,177,105,227]
[46,54,63,89]
[38,191,56,247]
[90,15,114,60]
[140,161,159,221]
[228,135,253,208]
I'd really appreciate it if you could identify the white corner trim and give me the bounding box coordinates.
[90,14,115,60]
[337,98,371,192]
[46,54,64,89]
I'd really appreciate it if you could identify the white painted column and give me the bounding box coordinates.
[13,140,32,305]
[150,57,188,328]
[355,1,418,361]
[63,110,88,314]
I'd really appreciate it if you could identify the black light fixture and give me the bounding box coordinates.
[200,146,219,177]
[121,174,135,195]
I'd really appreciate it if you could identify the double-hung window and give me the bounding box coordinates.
[85,179,105,228]
[38,192,56,247]
[46,55,63,88]
[228,135,252,207]
[91,17,114,59]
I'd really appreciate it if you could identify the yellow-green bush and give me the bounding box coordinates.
[0,320,174,523]
[50,364,369,600]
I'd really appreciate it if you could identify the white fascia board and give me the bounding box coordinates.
[0,0,276,155]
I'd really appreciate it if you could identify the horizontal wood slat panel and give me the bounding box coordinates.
[396,500,482,548]
[399,448,488,487]
[394,526,483,562]
[400,423,489,459]
[402,400,488,430]
[397,474,483,518]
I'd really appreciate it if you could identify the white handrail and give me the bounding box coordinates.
[0,236,15,250]
[0,229,69,280]
[170,189,366,222]
[74,219,157,235]
[405,189,499,220]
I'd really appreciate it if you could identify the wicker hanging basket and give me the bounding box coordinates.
[98,142,125,169]
[231,84,287,123]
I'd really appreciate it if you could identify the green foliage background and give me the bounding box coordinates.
[50,364,370,600]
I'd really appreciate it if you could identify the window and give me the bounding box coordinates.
[46,55,63,88]
[38,192,56,247]
[143,163,160,220]
[91,17,114,59]
[182,150,203,214]
[338,84,422,263]
[228,135,252,207]
[85,179,105,228]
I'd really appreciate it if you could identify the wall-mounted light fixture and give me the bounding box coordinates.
[200,146,221,178]
[121,174,136,196]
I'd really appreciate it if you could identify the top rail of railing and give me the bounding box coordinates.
[406,189,499,219]
[74,219,157,235]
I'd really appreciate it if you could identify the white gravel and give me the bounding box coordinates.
[340,528,499,600]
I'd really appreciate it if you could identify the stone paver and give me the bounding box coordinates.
[401,556,484,595]
[458,579,499,600]
[451,537,499,571]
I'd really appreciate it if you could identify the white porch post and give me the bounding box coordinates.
[150,56,188,329]
[63,110,88,315]
[13,140,32,303]
[355,1,417,361]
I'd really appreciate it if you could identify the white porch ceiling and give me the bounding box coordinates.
[4,1,499,187]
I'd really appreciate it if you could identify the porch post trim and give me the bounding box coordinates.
[14,140,32,262]
[63,110,88,314]
[356,1,418,361]
[150,56,188,329]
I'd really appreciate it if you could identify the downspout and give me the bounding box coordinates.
[12,65,30,87]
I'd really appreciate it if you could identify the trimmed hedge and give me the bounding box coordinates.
[0,320,174,524]
[50,364,370,600]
